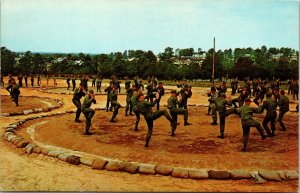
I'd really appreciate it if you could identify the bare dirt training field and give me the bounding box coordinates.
[0,77,299,192]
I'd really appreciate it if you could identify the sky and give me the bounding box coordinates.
[1,0,299,54]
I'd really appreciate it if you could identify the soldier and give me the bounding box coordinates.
[273,88,281,105]
[277,90,289,131]
[245,79,252,97]
[218,81,227,96]
[96,77,101,92]
[138,77,144,91]
[131,89,142,131]
[109,85,121,122]
[208,86,219,125]
[104,83,113,112]
[292,80,299,100]
[287,79,293,95]
[81,90,96,135]
[168,90,191,136]
[253,82,267,106]
[209,93,237,139]
[92,76,96,87]
[66,75,71,90]
[6,77,14,98]
[72,83,86,123]
[18,73,23,87]
[136,94,173,147]
[252,79,258,97]
[178,84,192,110]
[145,80,157,102]
[125,84,134,116]
[82,75,89,91]
[11,79,20,106]
[177,79,189,91]
[24,74,28,87]
[46,75,50,86]
[72,75,76,91]
[125,76,131,91]
[156,82,165,110]
[232,88,249,108]
[0,74,4,88]
[231,77,238,96]
[37,74,41,86]
[30,74,34,87]
[236,98,267,152]
[261,91,277,137]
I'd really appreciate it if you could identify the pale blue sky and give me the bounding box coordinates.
[1,0,299,54]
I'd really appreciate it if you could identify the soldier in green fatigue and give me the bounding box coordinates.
[217,81,227,96]
[131,89,142,131]
[156,82,165,110]
[236,98,267,152]
[167,90,191,136]
[104,83,113,112]
[253,82,267,106]
[125,84,135,116]
[277,90,289,131]
[261,91,277,137]
[232,87,249,108]
[11,79,21,106]
[177,79,189,91]
[72,75,76,91]
[96,77,101,92]
[72,83,86,123]
[208,86,219,125]
[145,80,157,102]
[66,75,71,90]
[136,93,173,147]
[124,76,131,91]
[209,93,237,139]
[109,85,121,122]
[81,90,96,135]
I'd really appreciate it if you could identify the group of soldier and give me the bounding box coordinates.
[209,78,294,151]
[71,75,193,148]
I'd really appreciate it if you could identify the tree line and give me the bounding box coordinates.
[1,46,299,80]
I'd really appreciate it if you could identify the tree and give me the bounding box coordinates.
[1,47,17,75]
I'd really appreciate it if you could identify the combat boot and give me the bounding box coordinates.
[211,122,217,125]
[217,133,224,139]
[84,128,92,135]
[184,121,191,126]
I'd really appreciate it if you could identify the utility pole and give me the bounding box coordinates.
[212,37,215,86]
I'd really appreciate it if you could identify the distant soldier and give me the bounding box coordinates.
[291,80,299,100]
[208,86,219,125]
[82,75,89,91]
[244,79,252,97]
[167,90,191,136]
[209,93,237,139]
[109,85,121,122]
[136,94,173,147]
[96,77,102,92]
[177,80,189,91]
[24,74,28,87]
[92,76,96,87]
[46,75,50,86]
[11,79,20,106]
[131,89,142,131]
[72,83,86,123]
[145,80,157,102]
[30,74,34,87]
[81,90,96,135]
[261,91,277,137]
[138,77,144,91]
[6,77,14,98]
[252,79,259,97]
[273,88,281,105]
[104,83,113,112]
[125,85,134,116]
[72,75,76,91]
[277,90,289,131]
[147,76,151,84]
[231,77,238,95]
[253,82,267,106]
[232,88,249,108]
[217,81,227,96]
[0,75,4,88]
[53,75,57,87]
[178,84,192,110]
[236,98,267,152]
[17,73,23,87]
[156,82,165,110]
[287,79,293,95]
[37,74,41,86]
[66,75,71,90]
[151,76,158,87]
[125,76,131,91]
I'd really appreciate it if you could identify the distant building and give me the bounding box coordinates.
[271,53,283,60]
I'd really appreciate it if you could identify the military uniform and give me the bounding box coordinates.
[18,75,23,87]
[125,80,131,91]
[66,77,70,90]
[72,87,86,122]
[110,89,121,122]
[81,95,96,134]
[167,95,190,136]
[92,77,96,87]
[145,84,157,102]
[253,84,267,105]
[232,90,249,108]
[72,77,76,91]
[131,94,140,131]
[231,79,238,95]
[137,99,173,147]
[30,75,34,87]
[125,87,134,116]
[208,90,219,124]
[156,84,165,110]
[261,97,277,136]
[24,75,28,87]
[96,79,101,92]
[11,84,20,106]
[209,96,237,138]
[237,105,266,151]
[278,95,289,131]
[104,85,112,112]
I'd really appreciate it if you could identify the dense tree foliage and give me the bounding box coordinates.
[1,46,298,80]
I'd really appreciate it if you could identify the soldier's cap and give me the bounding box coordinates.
[89,90,94,94]
[245,98,252,103]
[171,89,177,94]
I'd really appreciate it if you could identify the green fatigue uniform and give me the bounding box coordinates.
[156,85,165,110]
[81,95,96,134]
[96,79,101,92]
[292,81,299,100]
[217,85,227,96]
[178,89,189,109]
[209,96,237,138]
[66,77,70,90]
[104,85,112,112]
[231,80,238,95]
[232,91,249,108]
[261,97,277,136]
[167,95,189,136]
[125,88,134,116]
[92,77,96,87]
[131,94,140,131]
[72,88,86,121]
[237,105,266,149]
[11,84,20,106]
[277,95,289,131]
[177,83,188,91]
[145,84,157,102]
[110,90,120,122]
[72,78,76,91]
[125,80,131,91]
[208,90,219,124]
[254,85,267,105]
[137,99,173,147]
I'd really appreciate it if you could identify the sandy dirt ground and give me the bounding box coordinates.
[0,77,299,192]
